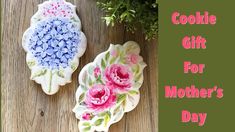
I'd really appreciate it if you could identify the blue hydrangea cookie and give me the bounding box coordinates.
[22,0,87,95]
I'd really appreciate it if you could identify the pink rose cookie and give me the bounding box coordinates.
[22,0,87,95]
[73,41,146,132]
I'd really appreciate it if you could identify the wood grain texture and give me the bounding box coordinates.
[1,0,158,132]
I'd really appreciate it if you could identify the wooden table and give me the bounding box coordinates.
[1,0,158,131]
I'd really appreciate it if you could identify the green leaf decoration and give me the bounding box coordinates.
[113,105,121,116]
[94,119,104,126]
[117,94,127,104]
[121,99,126,108]
[32,69,47,79]
[88,77,93,86]
[88,65,94,75]
[133,82,142,88]
[104,112,111,127]
[132,65,140,75]
[71,17,79,22]
[125,46,132,54]
[97,111,111,127]
[101,59,106,69]
[96,76,104,84]
[27,61,36,68]
[135,73,142,82]
[82,122,91,126]
[70,62,77,71]
[128,90,139,95]
[119,51,124,58]
[98,112,108,117]
[135,65,140,74]
[83,126,91,132]
[113,106,124,122]
[78,93,85,103]
[80,84,88,91]
[120,58,126,64]
[128,95,135,106]
[105,52,110,61]
[57,70,65,78]
[82,72,88,84]
[109,57,116,64]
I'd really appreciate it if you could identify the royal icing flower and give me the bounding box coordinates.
[94,66,101,78]
[82,113,92,120]
[42,0,74,18]
[85,84,116,111]
[126,53,141,65]
[104,64,133,91]
[28,18,81,70]
[110,49,118,57]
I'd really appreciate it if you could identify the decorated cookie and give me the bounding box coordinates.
[22,0,87,95]
[73,41,146,132]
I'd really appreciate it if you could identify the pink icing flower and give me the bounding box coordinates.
[126,54,140,65]
[42,1,73,18]
[110,50,118,57]
[82,113,92,120]
[85,84,116,111]
[105,64,133,91]
[94,66,101,78]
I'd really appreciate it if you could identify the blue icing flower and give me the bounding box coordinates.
[28,18,81,70]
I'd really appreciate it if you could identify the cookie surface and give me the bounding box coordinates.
[22,0,87,95]
[73,41,146,132]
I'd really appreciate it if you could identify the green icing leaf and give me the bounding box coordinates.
[70,62,77,71]
[128,94,135,106]
[82,72,88,84]
[121,99,126,108]
[80,84,88,91]
[94,119,104,126]
[135,73,142,82]
[117,94,127,104]
[88,65,94,75]
[31,69,47,79]
[82,122,91,132]
[109,57,116,64]
[119,51,124,58]
[101,59,106,69]
[82,122,90,126]
[104,112,111,127]
[97,111,111,127]
[27,61,36,68]
[136,65,140,74]
[79,93,85,103]
[120,58,126,64]
[98,112,108,117]
[71,17,79,22]
[113,106,124,122]
[133,82,142,88]
[113,105,121,116]
[83,126,91,132]
[128,90,139,95]
[105,52,110,61]
[88,77,93,86]
[57,70,65,78]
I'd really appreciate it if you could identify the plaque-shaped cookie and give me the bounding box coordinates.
[22,0,87,95]
[73,41,146,132]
